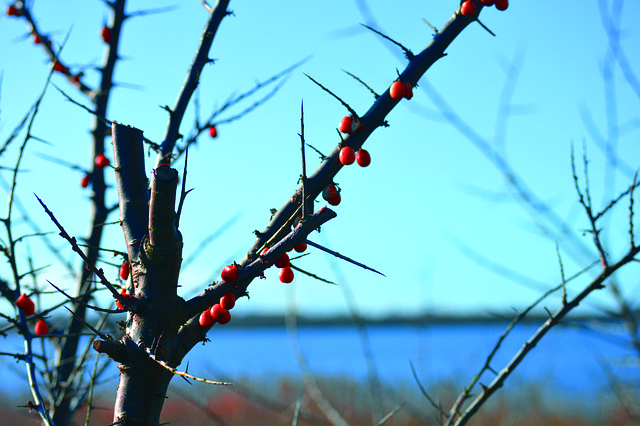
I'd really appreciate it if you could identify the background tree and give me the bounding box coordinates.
[1,1,639,425]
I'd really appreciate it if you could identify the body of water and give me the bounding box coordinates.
[1,319,637,410]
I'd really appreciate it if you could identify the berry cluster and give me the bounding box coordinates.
[462,0,509,13]
[322,183,341,206]
[15,293,49,336]
[389,80,413,100]
[199,292,236,327]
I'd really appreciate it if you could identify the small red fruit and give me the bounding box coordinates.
[495,0,508,10]
[275,253,290,268]
[322,184,338,202]
[339,116,353,134]
[115,288,131,310]
[53,61,67,74]
[6,5,19,16]
[339,146,355,165]
[220,292,236,310]
[404,83,413,100]
[101,26,111,43]
[356,149,371,167]
[35,320,49,336]
[221,264,239,283]
[32,33,42,44]
[211,304,231,324]
[279,266,294,283]
[390,81,406,99]
[208,125,217,138]
[16,293,35,316]
[294,243,307,253]
[461,0,476,16]
[199,310,216,327]
[480,0,495,5]
[328,192,341,206]
[120,262,130,280]
[95,153,110,168]
[217,309,231,324]
[80,175,90,188]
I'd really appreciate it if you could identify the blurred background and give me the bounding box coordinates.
[1,1,639,424]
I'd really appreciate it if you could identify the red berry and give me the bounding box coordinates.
[356,149,371,167]
[16,293,35,316]
[35,320,49,336]
[80,175,90,188]
[53,61,67,74]
[275,253,290,268]
[339,116,353,134]
[120,262,130,280]
[339,146,355,165]
[101,26,111,43]
[217,309,231,325]
[199,310,216,327]
[279,266,294,283]
[6,5,19,16]
[95,153,110,168]
[390,81,406,99]
[480,0,495,5]
[208,125,217,138]
[495,0,508,10]
[461,0,476,16]
[115,288,131,310]
[220,292,236,310]
[221,264,239,283]
[328,192,341,206]
[322,184,338,202]
[404,83,413,100]
[16,293,29,308]
[32,33,42,44]
[294,243,307,253]
[211,304,230,324]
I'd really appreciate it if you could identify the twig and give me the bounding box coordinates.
[343,70,379,99]
[555,243,567,305]
[409,361,445,416]
[35,194,127,306]
[360,24,415,60]
[289,264,336,285]
[299,100,308,219]
[630,171,638,248]
[64,306,112,341]
[305,239,385,276]
[304,74,359,118]
[377,403,405,425]
[175,147,193,229]
[450,245,640,426]
[305,143,327,161]
[48,280,122,314]
[146,350,234,386]
[475,19,495,37]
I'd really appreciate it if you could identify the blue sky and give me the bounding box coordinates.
[0,0,639,320]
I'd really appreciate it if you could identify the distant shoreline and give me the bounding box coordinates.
[223,312,616,328]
